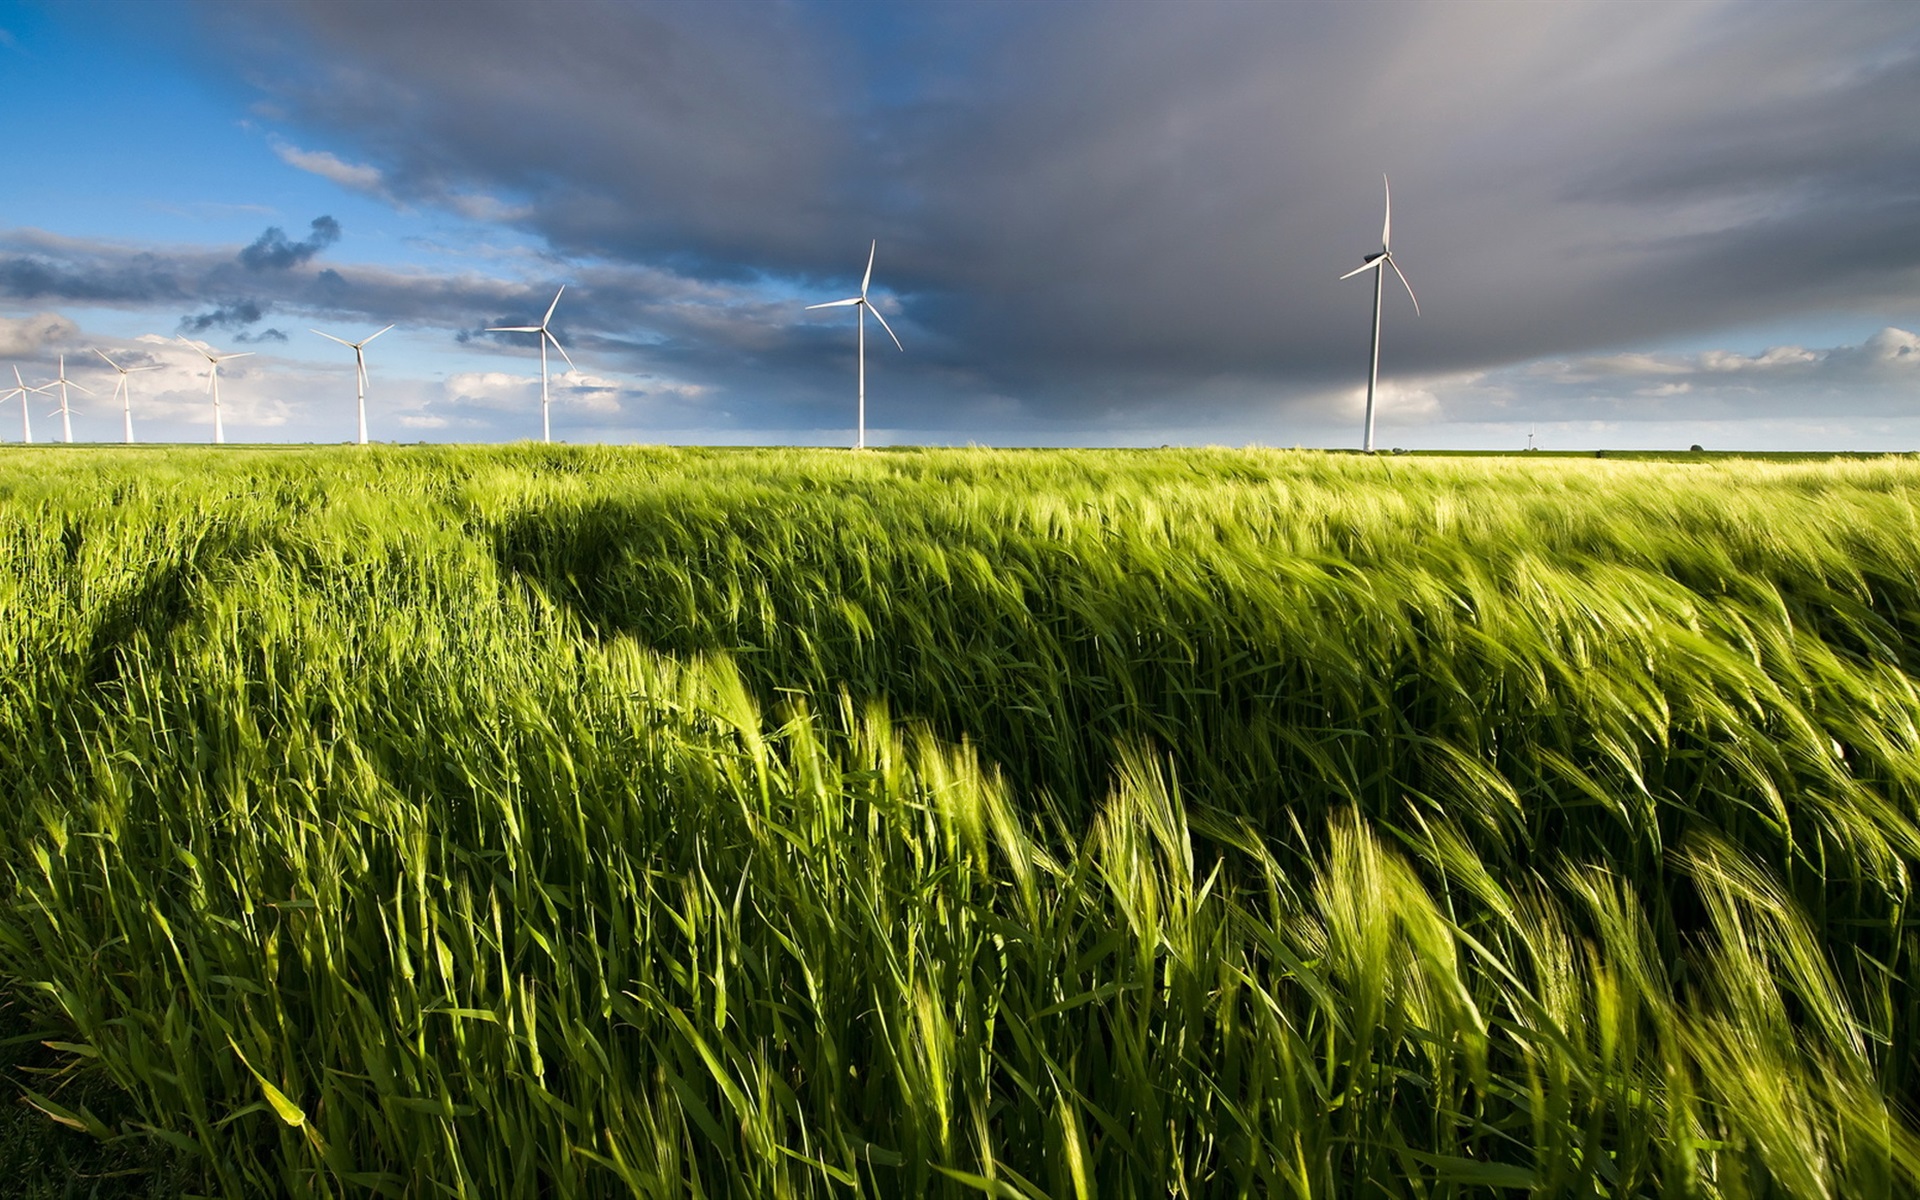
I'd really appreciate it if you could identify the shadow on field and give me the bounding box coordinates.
[0,994,202,1196]
[486,489,1920,1128]
[488,496,1155,814]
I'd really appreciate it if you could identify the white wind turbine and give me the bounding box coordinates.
[177,337,254,444]
[47,354,94,444]
[5,367,51,443]
[1339,175,1420,454]
[806,241,903,451]
[310,324,395,444]
[487,288,574,443]
[92,349,161,444]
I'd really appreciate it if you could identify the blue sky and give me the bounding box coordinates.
[2,0,1918,449]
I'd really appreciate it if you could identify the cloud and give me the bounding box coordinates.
[444,370,534,411]
[235,327,290,343]
[201,0,1920,432]
[0,311,79,356]
[239,216,341,271]
[1419,327,1920,426]
[180,298,271,334]
[271,140,387,195]
[11,2,1919,446]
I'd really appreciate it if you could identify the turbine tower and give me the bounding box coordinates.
[178,337,253,444]
[807,241,903,451]
[5,367,50,443]
[1339,175,1419,454]
[92,348,162,444]
[311,324,395,444]
[48,354,94,444]
[487,288,573,443]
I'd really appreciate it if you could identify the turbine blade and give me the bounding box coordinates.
[362,324,396,345]
[546,331,576,373]
[1387,254,1419,315]
[861,241,876,297]
[1338,259,1385,281]
[92,347,123,372]
[543,286,565,327]
[488,325,542,333]
[312,329,354,347]
[68,379,94,394]
[218,352,255,362]
[868,303,904,352]
[1382,174,1392,250]
[806,297,863,309]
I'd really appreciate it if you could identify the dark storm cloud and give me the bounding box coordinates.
[0,225,854,426]
[0,227,577,336]
[210,0,1920,429]
[180,298,271,334]
[238,216,341,271]
[217,0,848,272]
[0,242,188,304]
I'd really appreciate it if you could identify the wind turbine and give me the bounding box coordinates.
[177,337,253,444]
[487,288,573,443]
[4,367,50,443]
[310,324,395,444]
[806,241,903,451]
[1339,175,1419,454]
[92,348,162,444]
[47,354,94,444]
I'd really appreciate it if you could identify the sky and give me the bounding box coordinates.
[1,0,1917,450]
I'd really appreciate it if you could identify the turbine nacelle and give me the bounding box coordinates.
[6,366,51,444]
[312,325,396,445]
[805,240,906,450]
[1339,174,1421,454]
[177,337,252,444]
[486,287,573,442]
[93,348,160,445]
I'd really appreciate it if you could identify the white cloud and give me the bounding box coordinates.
[1404,327,1920,429]
[0,312,78,356]
[444,370,534,411]
[270,139,532,223]
[271,138,388,195]
[444,193,533,223]
[1698,346,1819,372]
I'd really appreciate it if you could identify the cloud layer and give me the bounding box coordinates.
[2,1,1918,445]
[212,2,1920,401]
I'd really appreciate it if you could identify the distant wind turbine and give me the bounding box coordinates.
[1339,175,1419,454]
[91,349,160,444]
[4,367,51,444]
[487,288,573,443]
[177,337,253,444]
[47,354,94,444]
[311,324,395,444]
[807,241,903,451]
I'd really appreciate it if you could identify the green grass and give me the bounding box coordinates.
[1,445,1917,1197]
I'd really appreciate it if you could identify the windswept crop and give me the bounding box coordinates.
[1,445,1917,1197]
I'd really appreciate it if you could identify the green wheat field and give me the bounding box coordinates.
[2,445,1918,1197]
